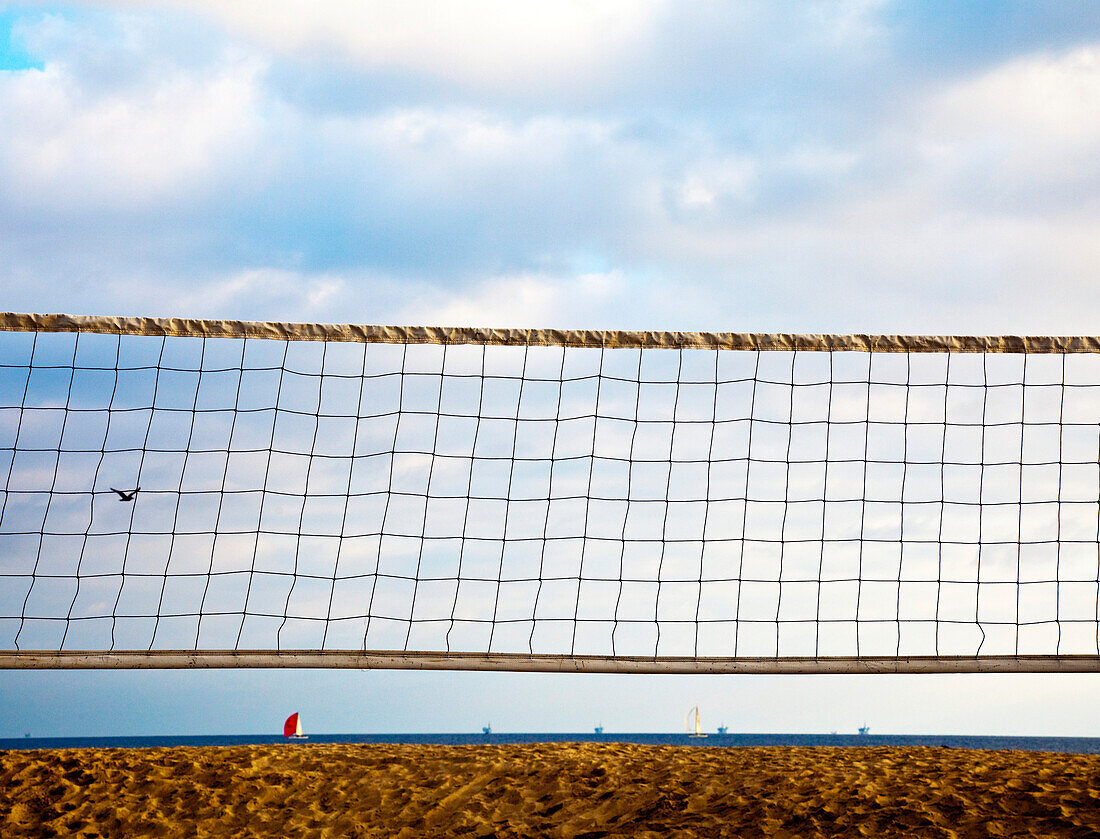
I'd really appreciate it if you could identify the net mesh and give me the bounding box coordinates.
[1,315,1099,669]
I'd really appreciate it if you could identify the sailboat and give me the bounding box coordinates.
[686,706,707,738]
[284,712,308,740]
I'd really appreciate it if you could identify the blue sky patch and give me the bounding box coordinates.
[0,11,43,71]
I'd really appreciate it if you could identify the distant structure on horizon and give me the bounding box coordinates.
[858,726,870,736]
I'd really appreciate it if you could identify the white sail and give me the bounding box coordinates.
[686,706,707,737]
[686,706,699,733]
[296,715,304,736]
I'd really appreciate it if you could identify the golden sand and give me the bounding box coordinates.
[2,743,1098,838]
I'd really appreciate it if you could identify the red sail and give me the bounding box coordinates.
[283,713,299,738]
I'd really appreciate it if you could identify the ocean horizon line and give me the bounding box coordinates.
[4,732,1100,754]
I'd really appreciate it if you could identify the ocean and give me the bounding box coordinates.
[3,732,1100,753]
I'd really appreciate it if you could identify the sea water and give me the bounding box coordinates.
[3,733,1100,753]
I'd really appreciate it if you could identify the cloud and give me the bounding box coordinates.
[398,270,628,328]
[614,41,1100,334]
[150,0,666,93]
[164,268,345,317]
[1,5,1099,338]
[0,39,263,209]
[916,46,1100,202]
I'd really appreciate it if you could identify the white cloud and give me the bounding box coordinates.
[3,8,1099,339]
[0,48,263,208]
[154,0,666,91]
[916,45,1100,190]
[672,156,757,212]
[677,178,716,209]
[164,268,346,317]
[929,46,1100,146]
[620,43,1100,334]
[402,270,627,328]
[356,108,616,166]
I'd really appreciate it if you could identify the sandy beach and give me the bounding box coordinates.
[2,742,1098,838]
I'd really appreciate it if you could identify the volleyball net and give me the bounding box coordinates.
[1,312,1099,673]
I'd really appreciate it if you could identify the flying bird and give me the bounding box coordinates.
[110,487,140,502]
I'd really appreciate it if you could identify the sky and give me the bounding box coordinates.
[2,0,1100,737]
